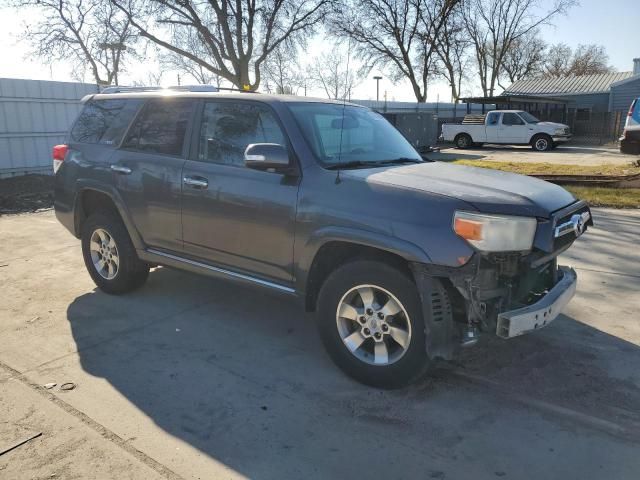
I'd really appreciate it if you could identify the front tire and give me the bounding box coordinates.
[316,260,431,388]
[81,211,149,294]
[531,134,553,151]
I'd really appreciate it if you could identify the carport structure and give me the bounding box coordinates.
[460,95,570,123]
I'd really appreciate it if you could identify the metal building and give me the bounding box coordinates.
[499,59,640,139]
[0,78,98,178]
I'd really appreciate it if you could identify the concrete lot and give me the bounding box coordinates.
[431,144,634,166]
[1,209,639,479]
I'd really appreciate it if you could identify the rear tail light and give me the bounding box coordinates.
[629,99,637,117]
[52,144,68,173]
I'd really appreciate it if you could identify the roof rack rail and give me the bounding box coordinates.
[100,85,257,94]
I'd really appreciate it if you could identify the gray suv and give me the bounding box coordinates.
[53,87,591,388]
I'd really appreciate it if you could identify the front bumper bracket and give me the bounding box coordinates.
[496,266,577,338]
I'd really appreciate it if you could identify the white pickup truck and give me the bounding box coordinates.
[441,110,572,151]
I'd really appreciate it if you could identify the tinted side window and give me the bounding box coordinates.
[71,99,141,144]
[486,112,500,125]
[198,102,285,166]
[122,99,195,156]
[502,113,524,125]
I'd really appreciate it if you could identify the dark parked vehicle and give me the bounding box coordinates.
[620,97,640,155]
[53,87,592,388]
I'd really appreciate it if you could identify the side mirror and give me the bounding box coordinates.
[244,143,292,173]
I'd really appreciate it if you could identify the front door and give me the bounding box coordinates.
[180,100,299,284]
[112,98,196,252]
[498,112,529,143]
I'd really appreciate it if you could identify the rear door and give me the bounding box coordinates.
[498,112,529,143]
[113,98,196,252]
[484,111,501,143]
[180,100,299,284]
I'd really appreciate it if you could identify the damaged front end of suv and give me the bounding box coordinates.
[415,201,592,357]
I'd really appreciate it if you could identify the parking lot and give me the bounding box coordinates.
[1,208,639,479]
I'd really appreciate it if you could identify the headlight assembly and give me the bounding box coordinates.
[453,211,537,252]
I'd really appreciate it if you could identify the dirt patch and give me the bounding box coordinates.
[0,174,54,215]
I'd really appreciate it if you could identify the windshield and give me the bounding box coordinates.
[287,103,422,167]
[519,111,540,124]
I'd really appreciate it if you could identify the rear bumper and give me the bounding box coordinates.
[496,266,577,338]
[620,138,640,155]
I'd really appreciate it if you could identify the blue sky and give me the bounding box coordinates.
[0,0,638,102]
[539,0,638,73]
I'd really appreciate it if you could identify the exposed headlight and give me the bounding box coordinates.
[453,211,537,252]
[554,128,566,135]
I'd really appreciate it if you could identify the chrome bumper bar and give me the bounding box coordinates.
[496,266,577,339]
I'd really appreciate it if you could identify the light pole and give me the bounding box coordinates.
[373,76,382,101]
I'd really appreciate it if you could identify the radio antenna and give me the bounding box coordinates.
[335,39,352,185]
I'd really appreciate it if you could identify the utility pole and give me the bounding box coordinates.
[373,76,382,101]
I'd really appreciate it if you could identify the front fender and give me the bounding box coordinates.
[294,225,432,292]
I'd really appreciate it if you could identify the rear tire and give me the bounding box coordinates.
[316,260,431,388]
[454,133,472,149]
[531,134,553,152]
[81,211,149,294]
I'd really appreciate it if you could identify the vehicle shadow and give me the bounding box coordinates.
[65,266,640,478]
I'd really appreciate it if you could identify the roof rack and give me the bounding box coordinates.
[100,85,257,94]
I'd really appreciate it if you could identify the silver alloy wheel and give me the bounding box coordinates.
[336,284,412,366]
[535,137,549,151]
[89,228,120,280]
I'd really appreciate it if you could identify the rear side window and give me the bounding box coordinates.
[122,99,195,156]
[71,99,141,145]
[486,112,500,125]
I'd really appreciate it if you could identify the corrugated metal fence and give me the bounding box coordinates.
[0,78,98,178]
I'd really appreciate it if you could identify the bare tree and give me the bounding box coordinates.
[330,0,460,102]
[463,0,575,97]
[570,45,612,76]
[112,0,330,90]
[434,8,471,102]
[499,29,546,87]
[159,31,223,86]
[541,42,572,78]
[308,46,360,100]
[15,0,136,86]
[262,45,303,94]
[542,43,612,77]
[131,69,164,86]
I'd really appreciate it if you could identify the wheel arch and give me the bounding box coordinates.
[299,228,431,312]
[454,132,473,146]
[73,182,144,250]
[530,132,553,147]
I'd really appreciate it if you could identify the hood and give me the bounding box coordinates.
[537,121,569,130]
[344,162,576,218]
